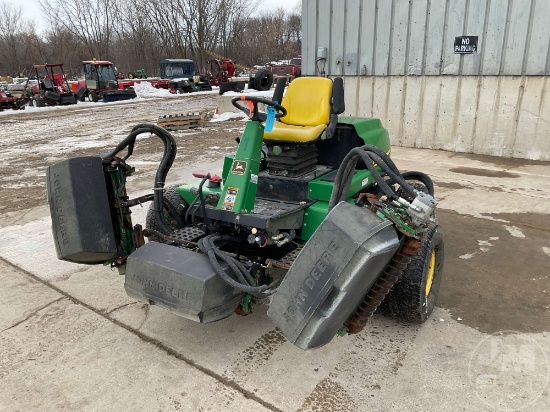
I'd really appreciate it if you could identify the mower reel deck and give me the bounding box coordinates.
[46,87,443,350]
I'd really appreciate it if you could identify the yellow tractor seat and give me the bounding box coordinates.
[263,122,328,143]
[264,77,335,143]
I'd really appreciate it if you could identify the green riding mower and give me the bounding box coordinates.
[46,76,444,350]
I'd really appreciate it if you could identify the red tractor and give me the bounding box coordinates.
[76,60,136,102]
[206,58,236,86]
[26,64,78,107]
[206,58,273,94]
[0,90,30,111]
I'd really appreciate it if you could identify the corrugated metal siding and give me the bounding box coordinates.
[302,0,550,76]
[341,75,550,161]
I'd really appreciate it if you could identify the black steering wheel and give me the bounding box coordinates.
[231,95,287,122]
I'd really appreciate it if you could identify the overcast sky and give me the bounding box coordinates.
[6,0,301,30]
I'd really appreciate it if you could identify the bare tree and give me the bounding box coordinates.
[0,1,25,75]
[0,0,302,78]
[38,0,119,59]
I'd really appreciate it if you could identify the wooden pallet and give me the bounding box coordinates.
[157,110,213,131]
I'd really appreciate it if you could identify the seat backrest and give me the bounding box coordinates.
[43,78,55,90]
[279,77,333,127]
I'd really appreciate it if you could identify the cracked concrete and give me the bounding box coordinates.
[105,301,138,315]
[0,258,274,412]
[1,297,66,334]
[0,96,549,411]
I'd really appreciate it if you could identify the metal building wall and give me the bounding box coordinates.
[302,0,550,160]
[303,0,550,76]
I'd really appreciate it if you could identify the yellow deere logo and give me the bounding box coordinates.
[231,160,247,175]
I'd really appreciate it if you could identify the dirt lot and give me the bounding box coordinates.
[0,95,241,217]
[1,94,548,411]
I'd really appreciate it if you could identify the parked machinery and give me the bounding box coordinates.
[0,90,29,111]
[205,53,274,94]
[77,59,137,102]
[159,59,212,93]
[46,77,445,350]
[26,64,78,107]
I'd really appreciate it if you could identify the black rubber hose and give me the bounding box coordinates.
[328,148,360,210]
[328,145,420,211]
[197,235,276,296]
[185,195,200,224]
[357,151,399,200]
[102,124,177,235]
[361,145,417,196]
[364,151,416,198]
[389,171,434,196]
[405,171,434,196]
[197,174,211,230]
[364,151,415,198]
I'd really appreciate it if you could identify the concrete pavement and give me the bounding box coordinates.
[0,147,549,411]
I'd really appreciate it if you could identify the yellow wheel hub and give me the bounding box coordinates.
[425,251,436,296]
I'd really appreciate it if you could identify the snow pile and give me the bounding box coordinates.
[133,81,173,98]
[222,89,276,98]
[210,111,248,122]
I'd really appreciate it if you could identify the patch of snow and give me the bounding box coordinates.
[504,225,525,238]
[113,81,217,99]
[459,253,475,259]
[222,89,275,98]
[542,247,550,257]
[210,112,248,122]
[133,81,174,98]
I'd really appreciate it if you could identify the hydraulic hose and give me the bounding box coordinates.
[198,235,277,297]
[328,145,434,212]
[376,171,435,197]
[362,145,416,196]
[102,124,177,235]
[329,147,396,210]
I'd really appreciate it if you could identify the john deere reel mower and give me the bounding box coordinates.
[46,77,444,350]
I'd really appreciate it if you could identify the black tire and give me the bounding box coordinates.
[380,227,445,322]
[78,92,86,102]
[145,185,188,242]
[89,91,99,102]
[32,96,44,107]
[253,68,273,91]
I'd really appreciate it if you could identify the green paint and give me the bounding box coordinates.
[337,327,349,337]
[308,169,374,202]
[222,156,233,181]
[302,201,329,240]
[176,182,222,205]
[376,207,418,237]
[308,116,390,202]
[302,198,355,240]
[107,167,134,257]
[242,294,254,314]
[217,121,264,213]
[337,116,391,150]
